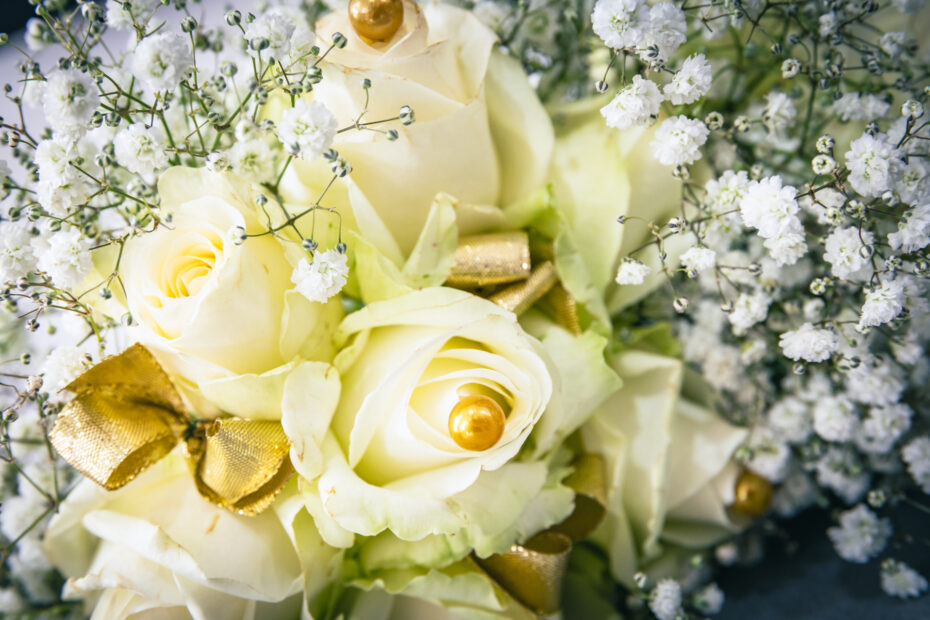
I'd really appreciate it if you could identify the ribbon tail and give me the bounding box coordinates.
[473,531,572,616]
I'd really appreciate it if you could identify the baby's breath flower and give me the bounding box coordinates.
[881,560,928,599]
[779,323,838,363]
[277,100,338,161]
[649,579,682,620]
[781,58,801,79]
[615,258,651,285]
[291,249,349,303]
[828,504,891,563]
[650,115,708,166]
[601,75,662,129]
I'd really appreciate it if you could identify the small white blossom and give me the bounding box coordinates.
[40,346,92,403]
[823,226,873,280]
[615,258,651,285]
[244,8,297,63]
[0,221,38,284]
[692,583,724,615]
[642,2,686,61]
[42,69,100,137]
[663,53,712,105]
[856,404,912,454]
[779,323,838,363]
[729,290,771,334]
[705,169,750,213]
[227,138,276,184]
[746,426,791,482]
[278,99,338,160]
[114,124,169,177]
[764,230,807,266]
[816,446,870,504]
[680,246,716,274]
[739,176,800,239]
[650,116,708,166]
[649,578,682,620]
[902,437,930,493]
[592,0,650,50]
[773,470,819,517]
[105,0,159,30]
[32,227,93,288]
[763,92,797,133]
[879,31,907,57]
[819,12,837,38]
[832,93,891,122]
[845,358,905,407]
[894,159,929,205]
[827,504,891,563]
[601,75,662,129]
[812,396,858,442]
[768,396,813,443]
[858,278,906,330]
[845,133,904,198]
[881,560,928,599]
[888,203,930,253]
[132,32,193,93]
[703,345,743,392]
[291,249,348,303]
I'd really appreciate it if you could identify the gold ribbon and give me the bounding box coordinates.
[448,233,581,335]
[49,344,293,516]
[473,454,607,615]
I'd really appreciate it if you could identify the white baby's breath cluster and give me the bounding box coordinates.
[592,0,930,609]
[0,0,422,612]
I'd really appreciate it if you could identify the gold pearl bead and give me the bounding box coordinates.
[348,0,405,43]
[448,395,505,451]
[731,469,774,518]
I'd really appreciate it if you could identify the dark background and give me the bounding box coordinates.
[2,3,930,619]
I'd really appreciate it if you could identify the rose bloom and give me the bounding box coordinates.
[283,287,578,552]
[100,168,341,400]
[279,0,553,262]
[581,347,749,582]
[43,455,339,620]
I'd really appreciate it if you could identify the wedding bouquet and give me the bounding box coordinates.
[0,0,928,618]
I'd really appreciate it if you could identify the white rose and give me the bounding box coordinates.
[284,287,575,552]
[581,348,749,582]
[112,168,341,391]
[43,455,340,620]
[280,0,553,262]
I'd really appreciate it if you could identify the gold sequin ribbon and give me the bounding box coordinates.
[48,344,293,516]
[447,232,581,334]
[473,454,608,615]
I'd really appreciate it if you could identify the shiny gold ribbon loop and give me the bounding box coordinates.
[474,454,608,615]
[489,261,559,315]
[446,232,532,288]
[48,344,293,516]
[473,531,572,616]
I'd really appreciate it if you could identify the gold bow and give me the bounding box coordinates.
[49,344,293,516]
[446,232,581,335]
[473,454,607,615]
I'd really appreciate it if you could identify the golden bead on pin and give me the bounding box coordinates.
[731,469,774,518]
[348,0,404,42]
[448,395,505,451]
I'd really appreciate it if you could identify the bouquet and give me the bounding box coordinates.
[0,0,928,617]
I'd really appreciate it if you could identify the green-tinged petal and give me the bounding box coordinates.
[281,361,341,482]
[485,52,555,208]
[352,231,415,304]
[359,532,472,575]
[521,314,623,454]
[314,434,464,540]
[198,359,300,421]
[400,194,459,288]
[279,291,344,363]
[554,230,611,326]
